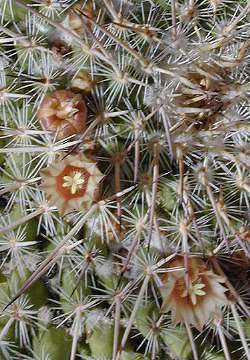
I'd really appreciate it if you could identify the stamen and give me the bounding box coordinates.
[63,171,85,194]
[181,282,206,305]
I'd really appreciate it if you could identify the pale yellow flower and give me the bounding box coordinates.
[160,257,228,329]
[40,154,104,215]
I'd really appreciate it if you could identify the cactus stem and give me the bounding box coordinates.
[1,0,250,357]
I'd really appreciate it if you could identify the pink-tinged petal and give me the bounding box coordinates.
[160,256,228,329]
[40,154,103,215]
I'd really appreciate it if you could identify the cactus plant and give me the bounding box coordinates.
[0,0,250,359]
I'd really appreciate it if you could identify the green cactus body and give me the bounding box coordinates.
[86,322,114,359]
[9,268,47,308]
[161,327,192,360]
[0,0,250,359]
[33,327,72,360]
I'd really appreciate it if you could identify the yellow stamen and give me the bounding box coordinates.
[63,171,85,194]
[181,282,206,305]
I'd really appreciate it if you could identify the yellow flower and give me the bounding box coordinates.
[160,257,228,329]
[40,154,104,215]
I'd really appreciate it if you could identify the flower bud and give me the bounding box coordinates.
[38,90,87,140]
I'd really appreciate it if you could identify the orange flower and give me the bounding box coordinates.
[160,257,228,329]
[40,154,103,215]
[38,90,87,140]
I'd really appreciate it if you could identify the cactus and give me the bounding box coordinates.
[0,0,250,359]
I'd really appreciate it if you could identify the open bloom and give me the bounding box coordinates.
[40,154,103,215]
[160,257,228,329]
[38,90,87,140]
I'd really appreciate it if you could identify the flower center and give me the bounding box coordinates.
[62,171,85,194]
[180,280,206,305]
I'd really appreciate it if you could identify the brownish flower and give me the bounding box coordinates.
[173,62,232,135]
[160,256,228,329]
[38,90,87,140]
[40,154,103,215]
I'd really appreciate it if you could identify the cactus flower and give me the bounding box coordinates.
[40,154,103,215]
[160,257,228,329]
[37,90,87,140]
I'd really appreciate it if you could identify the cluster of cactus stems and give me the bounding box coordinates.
[0,0,250,359]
